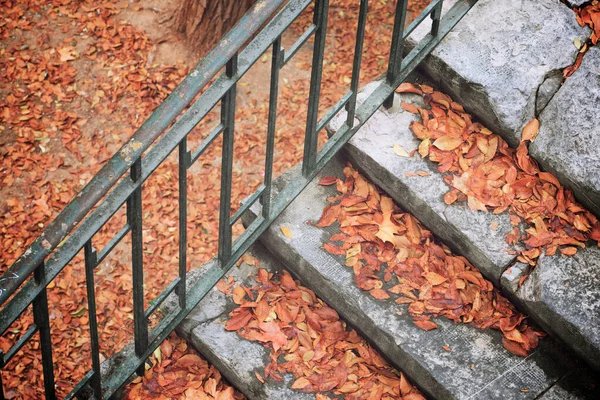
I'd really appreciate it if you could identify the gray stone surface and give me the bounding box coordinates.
[160,248,315,400]
[245,156,592,400]
[501,245,600,371]
[531,46,600,218]
[329,81,516,284]
[410,0,590,147]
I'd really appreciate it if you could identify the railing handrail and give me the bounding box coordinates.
[0,0,285,306]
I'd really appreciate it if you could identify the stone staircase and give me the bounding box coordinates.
[162,0,600,398]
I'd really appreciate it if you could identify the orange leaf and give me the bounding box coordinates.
[370,288,390,300]
[559,246,578,256]
[396,82,422,95]
[423,272,447,286]
[318,176,337,186]
[521,118,539,142]
[502,337,529,357]
[413,320,438,331]
[232,285,246,305]
[433,136,463,151]
[401,101,419,114]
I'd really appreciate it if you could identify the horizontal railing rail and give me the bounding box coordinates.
[0,0,477,398]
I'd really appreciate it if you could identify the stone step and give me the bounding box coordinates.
[502,246,600,371]
[244,156,600,399]
[161,246,316,400]
[409,0,600,218]
[327,80,600,372]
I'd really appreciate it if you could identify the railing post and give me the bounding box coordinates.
[32,262,56,400]
[302,0,330,177]
[218,54,238,266]
[83,241,103,399]
[262,37,283,218]
[431,0,444,36]
[346,0,369,127]
[384,0,409,109]
[127,159,148,376]
[178,140,189,308]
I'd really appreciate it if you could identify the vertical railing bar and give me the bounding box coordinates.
[177,139,188,309]
[384,0,409,109]
[127,158,148,376]
[262,36,283,218]
[346,0,369,127]
[301,0,330,177]
[218,54,238,266]
[83,241,102,399]
[431,0,444,36]
[32,262,56,400]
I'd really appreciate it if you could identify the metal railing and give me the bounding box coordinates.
[0,0,476,398]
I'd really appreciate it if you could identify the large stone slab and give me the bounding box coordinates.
[245,156,596,400]
[329,82,516,284]
[531,46,600,218]
[501,245,600,371]
[160,246,315,400]
[411,0,590,147]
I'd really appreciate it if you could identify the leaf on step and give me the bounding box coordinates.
[521,118,539,142]
[370,288,390,300]
[502,337,529,357]
[401,101,419,114]
[318,176,337,186]
[413,320,438,331]
[280,225,292,238]
[433,135,463,151]
[392,143,410,157]
[395,82,422,95]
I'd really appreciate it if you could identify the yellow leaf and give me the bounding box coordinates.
[393,143,410,157]
[432,135,463,151]
[418,138,430,158]
[280,226,292,238]
[521,118,539,142]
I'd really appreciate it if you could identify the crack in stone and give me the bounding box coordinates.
[534,68,565,117]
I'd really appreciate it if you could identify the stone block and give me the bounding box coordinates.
[501,245,600,371]
[531,47,600,217]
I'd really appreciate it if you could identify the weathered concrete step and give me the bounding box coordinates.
[330,82,516,285]
[410,0,600,217]
[161,246,316,400]
[245,156,600,400]
[328,81,600,372]
[502,245,600,371]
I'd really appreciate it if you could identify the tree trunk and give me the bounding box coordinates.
[170,0,256,56]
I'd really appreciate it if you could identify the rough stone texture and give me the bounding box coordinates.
[501,245,600,371]
[160,247,314,400]
[538,369,600,400]
[329,81,516,284]
[245,156,594,400]
[410,0,590,147]
[531,46,600,218]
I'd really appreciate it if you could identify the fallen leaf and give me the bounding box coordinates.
[521,118,540,141]
[280,226,292,239]
[393,143,410,157]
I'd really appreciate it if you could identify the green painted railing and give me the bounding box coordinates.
[0,0,477,398]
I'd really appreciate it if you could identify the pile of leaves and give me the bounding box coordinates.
[124,334,244,400]
[316,165,544,357]
[395,83,600,266]
[224,269,425,400]
[565,0,600,77]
